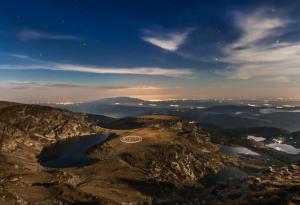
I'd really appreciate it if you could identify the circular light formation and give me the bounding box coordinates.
[120,136,142,143]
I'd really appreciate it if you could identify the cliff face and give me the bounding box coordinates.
[0,103,103,152]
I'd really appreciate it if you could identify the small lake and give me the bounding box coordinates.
[201,166,246,187]
[267,143,300,155]
[220,145,260,156]
[39,135,107,168]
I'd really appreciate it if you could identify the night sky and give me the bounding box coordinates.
[1,0,300,102]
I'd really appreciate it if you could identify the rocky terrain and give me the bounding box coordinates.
[0,102,299,204]
[0,103,104,152]
[199,165,300,205]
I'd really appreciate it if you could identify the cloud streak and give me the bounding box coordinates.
[0,54,194,78]
[0,64,194,78]
[221,9,300,82]
[3,81,161,91]
[0,81,165,103]
[18,29,80,41]
[142,28,190,51]
[54,64,193,77]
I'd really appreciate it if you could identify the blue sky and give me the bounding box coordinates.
[1,0,300,102]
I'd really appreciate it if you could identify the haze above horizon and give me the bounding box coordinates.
[1,0,300,102]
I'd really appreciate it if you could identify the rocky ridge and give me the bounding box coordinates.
[0,103,299,204]
[0,103,103,152]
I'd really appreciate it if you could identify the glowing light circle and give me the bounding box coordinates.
[120,136,142,143]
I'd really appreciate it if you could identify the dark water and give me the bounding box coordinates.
[41,135,107,168]
[201,166,246,187]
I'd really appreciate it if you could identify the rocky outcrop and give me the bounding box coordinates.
[144,120,223,186]
[0,104,103,152]
[195,164,300,205]
[145,143,223,186]
[85,116,226,203]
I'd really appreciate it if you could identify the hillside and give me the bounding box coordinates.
[0,102,106,152]
[0,101,20,110]
[0,103,299,204]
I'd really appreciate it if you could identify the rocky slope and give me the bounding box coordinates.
[0,102,104,152]
[198,165,300,205]
[0,103,299,204]
[84,115,228,204]
[0,101,20,109]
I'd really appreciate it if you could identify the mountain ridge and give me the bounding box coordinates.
[0,102,108,152]
[0,102,299,204]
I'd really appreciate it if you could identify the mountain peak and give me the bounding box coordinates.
[89,96,145,104]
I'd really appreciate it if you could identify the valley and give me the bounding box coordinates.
[0,100,299,204]
[48,97,300,132]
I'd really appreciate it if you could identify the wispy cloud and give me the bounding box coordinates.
[221,9,300,82]
[8,54,30,59]
[142,28,191,51]
[54,64,193,77]
[0,81,165,103]
[1,54,194,78]
[0,64,193,78]
[18,29,80,41]
[229,9,285,49]
[4,81,127,90]
[3,81,161,91]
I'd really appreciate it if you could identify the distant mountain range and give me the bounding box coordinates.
[45,97,300,132]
